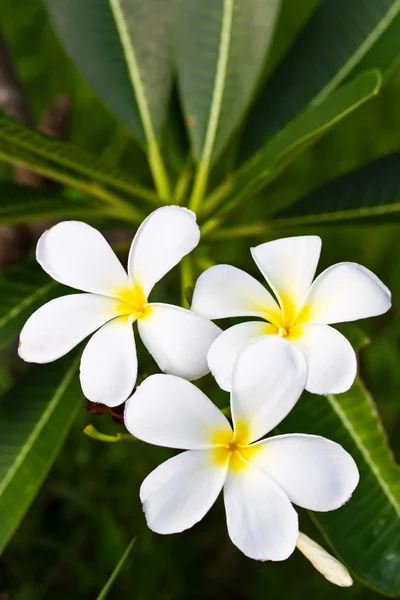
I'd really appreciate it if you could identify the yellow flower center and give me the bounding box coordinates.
[212,422,260,472]
[261,293,311,340]
[113,283,152,320]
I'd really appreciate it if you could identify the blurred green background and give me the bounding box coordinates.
[1,0,400,598]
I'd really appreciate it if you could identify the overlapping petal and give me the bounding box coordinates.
[289,323,357,394]
[231,337,307,443]
[191,264,279,319]
[224,461,298,561]
[138,303,221,380]
[125,374,232,449]
[36,221,130,296]
[250,434,359,511]
[140,450,228,534]
[128,206,200,296]
[207,322,276,392]
[18,293,119,363]
[304,262,391,325]
[79,316,137,406]
[251,236,321,321]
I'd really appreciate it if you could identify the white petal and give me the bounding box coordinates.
[37,221,130,296]
[208,321,276,392]
[138,303,221,380]
[304,262,391,325]
[231,337,307,443]
[289,323,357,394]
[80,316,137,407]
[140,449,228,534]
[191,264,279,319]
[19,293,119,363]
[250,434,359,511]
[224,461,298,561]
[125,374,232,449]
[251,236,321,322]
[297,533,353,587]
[128,206,200,296]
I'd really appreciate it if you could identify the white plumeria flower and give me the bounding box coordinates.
[191,235,391,394]
[19,206,221,406]
[125,337,359,561]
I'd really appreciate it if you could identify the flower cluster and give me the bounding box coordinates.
[19,206,391,567]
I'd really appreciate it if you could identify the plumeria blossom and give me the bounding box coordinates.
[191,235,391,394]
[125,337,359,561]
[19,206,221,406]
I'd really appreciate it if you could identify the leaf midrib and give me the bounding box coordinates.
[199,0,234,166]
[0,357,79,496]
[327,391,400,519]
[273,202,400,226]
[108,0,157,149]
[311,0,400,106]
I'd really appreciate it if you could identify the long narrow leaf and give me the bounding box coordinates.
[174,0,281,165]
[270,151,400,227]
[0,262,61,349]
[0,181,99,225]
[241,0,400,158]
[280,379,400,596]
[44,0,172,146]
[0,115,157,204]
[44,0,172,198]
[0,356,83,553]
[205,70,381,216]
[96,536,136,600]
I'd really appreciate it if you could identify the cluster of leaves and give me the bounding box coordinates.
[1,0,400,597]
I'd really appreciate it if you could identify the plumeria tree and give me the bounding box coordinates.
[1,1,400,598]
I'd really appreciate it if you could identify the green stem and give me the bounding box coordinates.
[202,176,234,217]
[173,158,193,205]
[189,162,210,214]
[84,425,137,443]
[207,223,270,240]
[148,142,171,202]
[180,255,194,308]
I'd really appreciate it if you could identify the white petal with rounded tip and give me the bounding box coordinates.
[140,450,228,534]
[138,303,221,380]
[80,316,137,407]
[191,264,279,319]
[37,221,130,296]
[128,206,200,296]
[289,323,357,395]
[297,533,353,587]
[231,337,307,443]
[208,321,276,392]
[125,374,232,449]
[224,461,298,561]
[19,293,119,363]
[305,262,391,325]
[250,434,359,511]
[251,236,321,318]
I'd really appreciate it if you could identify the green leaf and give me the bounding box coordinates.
[0,181,99,224]
[0,356,83,553]
[241,0,400,158]
[96,536,136,600]
[0,262,61,349]
[44,0,172,146]
[44,0,172,199]
[280,379,400,596]
[174,0,281,163]
[270,151,400,228]
[0,114,157,206]
[205,70,381,217]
